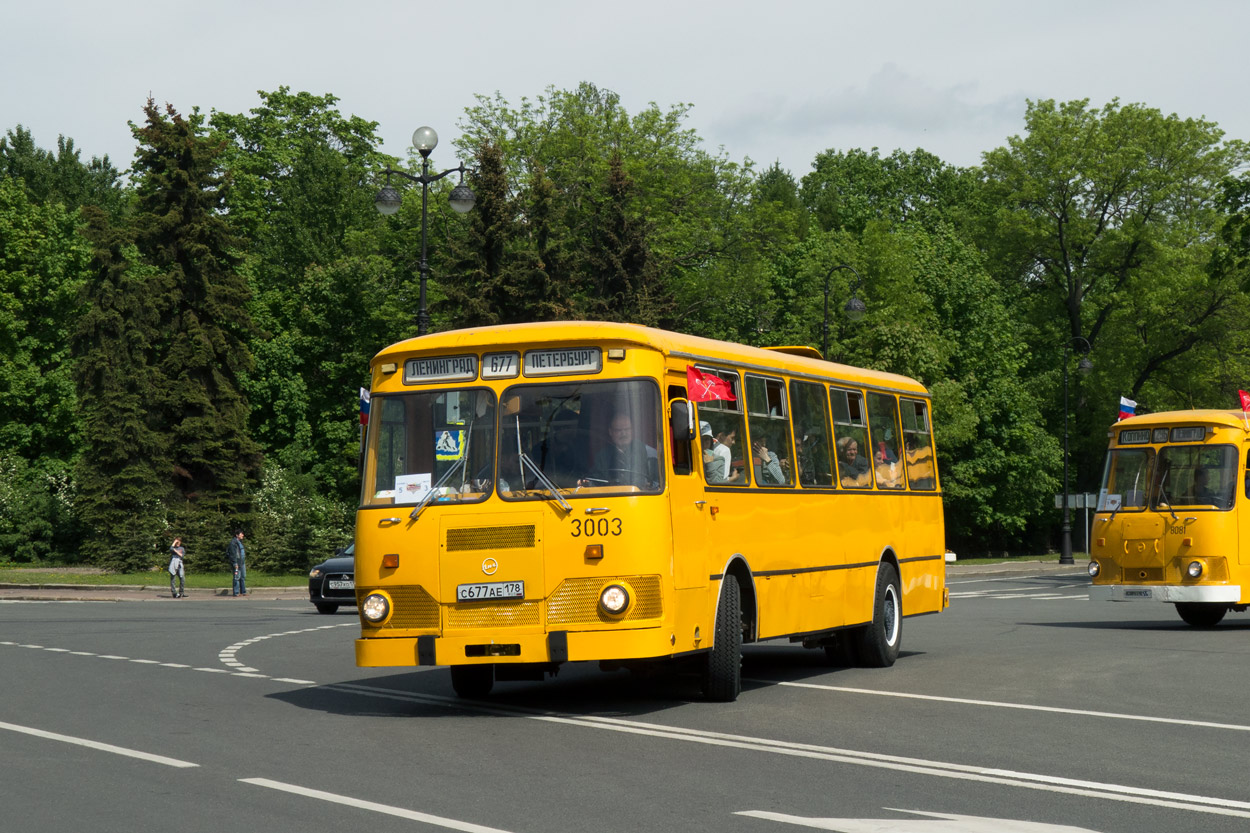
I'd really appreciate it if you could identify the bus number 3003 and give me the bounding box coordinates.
[571,518,623,537]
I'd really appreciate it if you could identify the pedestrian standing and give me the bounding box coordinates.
[168,537,186,598]
[228,530,248,597]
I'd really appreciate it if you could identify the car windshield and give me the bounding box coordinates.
[498,379,663,499]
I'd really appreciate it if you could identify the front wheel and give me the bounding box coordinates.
[701,573,743,701]
[313,602,339,614]
[450,664,495,698]
[1176,602,1227,628]
[855,562,901,667]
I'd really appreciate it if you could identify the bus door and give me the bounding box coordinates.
[668,398,709,590]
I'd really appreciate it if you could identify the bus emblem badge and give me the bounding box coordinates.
[482,558,499,576]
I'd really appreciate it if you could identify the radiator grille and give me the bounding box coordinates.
[358,586,438,631]
[447,601,541,628]
[547,576,663,625]
[446,525,536,552]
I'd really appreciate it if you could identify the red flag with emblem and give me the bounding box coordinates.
[687,366,736,403]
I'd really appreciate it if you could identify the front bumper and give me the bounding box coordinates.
[1089,584,1241,603]
[355,625,677,668]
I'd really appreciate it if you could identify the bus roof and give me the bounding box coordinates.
[372,321,929,395]
[1117,409,1250,431]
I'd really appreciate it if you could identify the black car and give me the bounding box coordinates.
[308,543,355,614]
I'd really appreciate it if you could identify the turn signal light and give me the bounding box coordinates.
[584,544,604,561]
[382,553,399,569]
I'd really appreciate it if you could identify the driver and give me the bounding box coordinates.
[583,413,657,488]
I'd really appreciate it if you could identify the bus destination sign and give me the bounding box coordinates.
[404,355,478,384]
[524,347,602,377]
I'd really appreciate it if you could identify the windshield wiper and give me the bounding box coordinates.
[513,416,571,512]
[409,456,468,521]
[1154,469,1179,522]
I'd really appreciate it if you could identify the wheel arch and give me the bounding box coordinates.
[717,554,758,643]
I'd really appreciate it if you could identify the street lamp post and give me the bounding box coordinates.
[821,263,866,358]
[1061,336,1093,565]
[374,126,476,336]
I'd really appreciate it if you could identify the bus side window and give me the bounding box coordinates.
[867,393,904,490]
[745,374,794,487]
[790,380,833,487]
[831,387,871,489]
[901,398,936,491]
[695,367,747,487]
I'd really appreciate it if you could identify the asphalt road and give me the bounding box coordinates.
[3,564,1249,833]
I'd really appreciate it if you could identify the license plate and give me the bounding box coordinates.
[457,581,524,601]
[328,579,355,590]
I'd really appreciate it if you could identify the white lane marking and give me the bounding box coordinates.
[948,575,1085,586]
[770,681,1250,733]
[738,808,1100,831]
[241,777,514,833]
[218,623,354,674]
[0,720,198,768]
[1,640,318,685]
[325,683,1250,820]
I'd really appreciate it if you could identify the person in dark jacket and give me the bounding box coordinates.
[227,530,248,597]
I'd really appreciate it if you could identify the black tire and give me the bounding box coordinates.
[314,602,339,614]
[450,664,495,698]
[855,562,901,667]
[701,573,743,701]
[1176,602,1227,628]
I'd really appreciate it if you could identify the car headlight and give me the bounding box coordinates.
[1187,560,1204,578]
[362,592,392,624]
[599,583,631,616]
[1087,561,1100,578]
[309,568,323,578]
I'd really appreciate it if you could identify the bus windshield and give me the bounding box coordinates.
[364,388,497,506]
[498,379,662,498]
[1097,444,1237,512]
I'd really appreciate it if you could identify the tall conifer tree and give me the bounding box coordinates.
[130,100,260,539]
[73,208,170,569]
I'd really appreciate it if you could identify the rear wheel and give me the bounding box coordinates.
[450,664,495,698]
[314,602,339,614]
[701,573,743,701]
[1176,602,1227,628]
[855,562,901,667]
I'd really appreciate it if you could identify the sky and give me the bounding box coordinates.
[3,0,1247,180]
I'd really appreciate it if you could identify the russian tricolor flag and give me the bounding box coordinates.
[359,387,371,426]
[1117,396,1136,421]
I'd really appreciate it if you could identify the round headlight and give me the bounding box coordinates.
[1087,561,1100,578]
[1187,560,1204,578]
[599,584,631,616]
[362,592,392,624]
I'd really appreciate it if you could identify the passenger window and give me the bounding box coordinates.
[790,380,834,487]
[745,374,794,487]
[901,398,937,491]
[831,387,871,489]
[867,393,904,490]
[695,367,748,487]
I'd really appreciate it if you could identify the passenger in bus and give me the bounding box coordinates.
[708,428,745,484]
[874,436,901,489]
[584,413,658,488]
[1191,467,1231,508]
[752,439,786,485]
[836,436,871,488]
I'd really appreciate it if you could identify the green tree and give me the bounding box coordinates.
[1,125,127,218]
[980,98,1249,491]
[72,208,170,570]
[130,99,261,543]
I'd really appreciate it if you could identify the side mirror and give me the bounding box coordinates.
[670,399,695,442]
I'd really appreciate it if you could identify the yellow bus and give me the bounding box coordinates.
[353,321,948,700]
[1089,409,1250,627]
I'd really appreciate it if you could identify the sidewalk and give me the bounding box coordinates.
[0,583,308,602]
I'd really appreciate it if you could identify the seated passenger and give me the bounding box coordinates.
[836,436,871,488]
[752,439,786,485]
